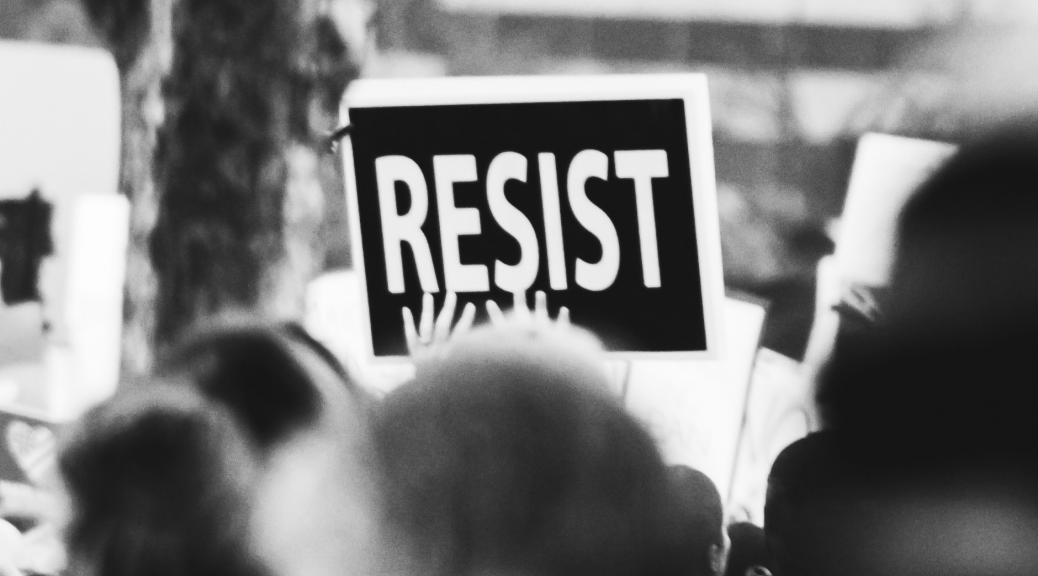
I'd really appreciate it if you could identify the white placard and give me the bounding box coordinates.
[624,296,766,504]
[0,41,124,420]
[835,133,956,286]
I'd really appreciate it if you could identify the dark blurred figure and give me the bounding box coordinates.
[375,322,685,576]
[820,125,1038,465]
[763,432,879,576]
[156,319,368,451]
[155,319,384,576]
[59,383,265,576]
[668,465,728,576]
[724,523,768,576]
[781,124,1038,576]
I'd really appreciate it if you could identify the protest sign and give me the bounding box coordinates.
[834,133,956,286]
[0,41,126,419]
[340,74,724,359]
[801,133,955,371]
[624,295,766,504]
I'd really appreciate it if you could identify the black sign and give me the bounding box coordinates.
[347,97,712,356]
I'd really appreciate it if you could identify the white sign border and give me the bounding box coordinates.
[340,73,726,362]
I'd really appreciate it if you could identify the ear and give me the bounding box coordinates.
[709,543,725,576]
[709,528,732,576]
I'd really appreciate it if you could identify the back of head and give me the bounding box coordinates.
[156,319,365,452]
[375,323,681,576]
[667,466,725,576]
[809,128,1038,576]
[764,433,880,576]
[156,319,382,576]
[818,124,1038,469]
[724,522,767,576]
[892,123,1038,338]
[59,383,264,576]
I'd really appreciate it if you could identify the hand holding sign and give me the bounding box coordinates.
[342,75,724,358]
[403,292,477,363]
[486,290,570,329]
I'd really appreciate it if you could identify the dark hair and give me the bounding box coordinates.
[156,320,363,452]
[816,125,1038,470]
[668,465,723,576]
[763,433,874,576]
[59,383,267,576]
[724,522,767,576]
[374,326,683,576]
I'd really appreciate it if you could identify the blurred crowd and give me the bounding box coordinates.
[6,1,1038,576]
[6,123,1038,576]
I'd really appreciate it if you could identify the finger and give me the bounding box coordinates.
[486,300,506,326]
[512,291,531,322]
[402,307,419,355]
[419,293,435,343]
[455,302,477,335]
[534,290,549,326]
[433,292,458,343]
[557,306,570,328]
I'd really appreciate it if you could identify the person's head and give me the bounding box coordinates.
[668,466,727,576]
[59,382,264,576]
[817,124,1038,468]
[375,322,683,576]
[155,319,367,450]
[723,522,768,576]
[763,433,873,576]
[156,319,383,576]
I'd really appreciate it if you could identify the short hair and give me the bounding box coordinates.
[59,383,265,576]
[375,324,683,576]
[156,319,364,451]
[764,433,879,576]
[668,465,724,576]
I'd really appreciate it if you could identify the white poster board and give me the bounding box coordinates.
[0,41,125,420]
[803,133,956,376]
[624,296,766,504]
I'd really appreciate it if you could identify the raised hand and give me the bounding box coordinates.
[485,290,569,329]
[402,292,477,361]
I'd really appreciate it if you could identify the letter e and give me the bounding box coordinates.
[433,155,489,293]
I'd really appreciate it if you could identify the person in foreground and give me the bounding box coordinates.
[771,123,1038,576]
[373,314,688,576]
[58,383,264,576]
[59,320,386,576]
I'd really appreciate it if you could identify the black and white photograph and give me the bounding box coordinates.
[4,0,1038,574]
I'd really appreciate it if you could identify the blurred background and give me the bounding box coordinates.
[6,0,1038,526]
[9,0,1038,359]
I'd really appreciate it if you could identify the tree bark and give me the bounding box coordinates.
[81,0,171,378]
[83,0,357,363]
[151,0,356,348]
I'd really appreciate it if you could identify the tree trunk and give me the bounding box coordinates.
[81,0,171,378]
[85,0,357,360]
